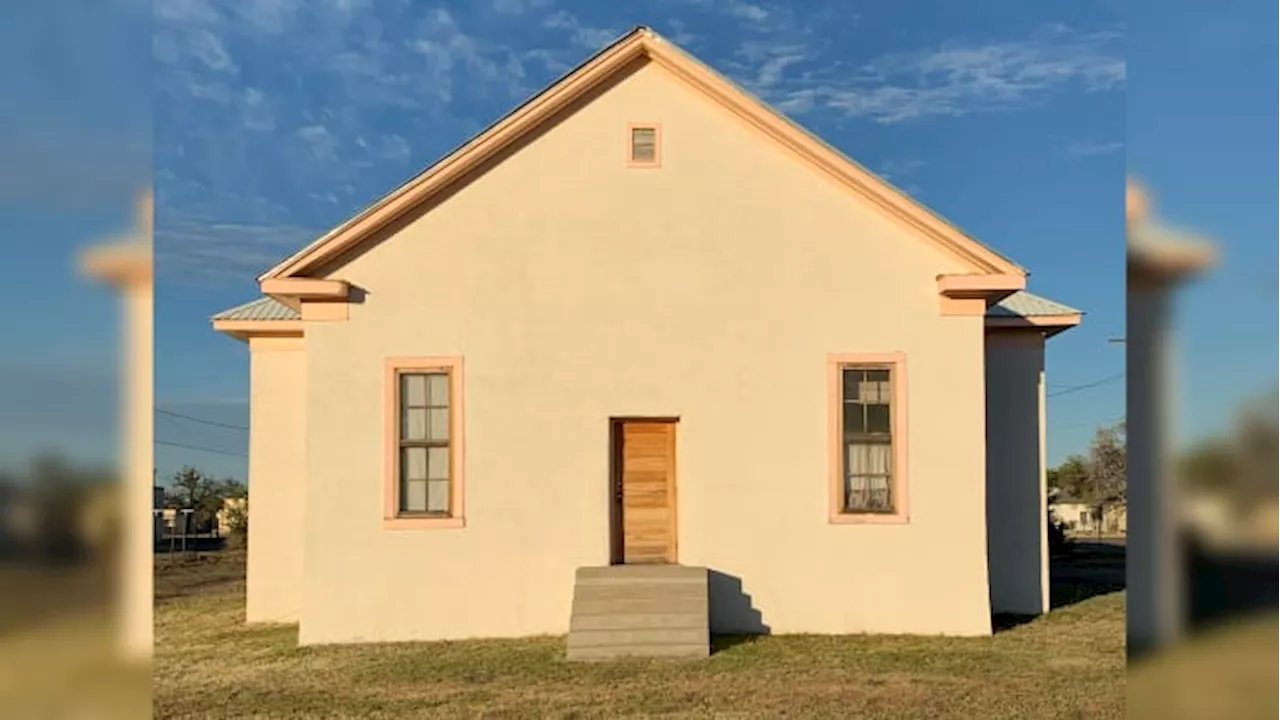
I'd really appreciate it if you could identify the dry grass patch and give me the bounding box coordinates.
[155,552,1124,718]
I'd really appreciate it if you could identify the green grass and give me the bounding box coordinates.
[154,551,1125,718]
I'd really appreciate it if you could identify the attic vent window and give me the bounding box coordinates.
[628,125,660,167]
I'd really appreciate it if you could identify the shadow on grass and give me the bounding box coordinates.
[993,539,1126,633]
[710,634,768,653]
[1050,540,1126,609]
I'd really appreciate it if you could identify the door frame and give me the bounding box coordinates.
[608,417,679,565]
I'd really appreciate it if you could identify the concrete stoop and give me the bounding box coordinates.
[567,565,710,660]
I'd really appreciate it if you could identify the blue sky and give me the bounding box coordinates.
[0,0,149,474]
[1126,0,1279,445]
[149,0,1130,481]
[1,1,1272,486]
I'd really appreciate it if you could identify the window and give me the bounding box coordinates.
[828,353,908,523]
[841,368,894,512]
[628,124,660,167]
[385,358,464,529]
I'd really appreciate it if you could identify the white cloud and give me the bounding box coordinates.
[521,47,572,76]
[156,0,221,24]
[376,133,412,162]
[155,210,321,285]
[232,0,302,34]
[187,28,238,72]
[409,7,529,103]
[1065,140,1123,160]
[736,26,1125,124]
[241,87,275,130]
[877,159,926,180]
[296,124,338,163]
[660,17,702,48]
[724,1,769,23]
[773,89,814,114]
[689,0,773,26]
[542,10,620,50]
[492,0,553,15]
[755,51,805,89]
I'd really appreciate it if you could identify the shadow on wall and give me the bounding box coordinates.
[708,569,769,652]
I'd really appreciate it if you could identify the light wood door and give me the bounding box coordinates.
[616,421,677,564]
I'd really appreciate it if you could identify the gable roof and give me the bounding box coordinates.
[258,26,1024,283]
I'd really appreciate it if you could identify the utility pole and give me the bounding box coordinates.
[1125,178,1214,658]
[179,508,194,555]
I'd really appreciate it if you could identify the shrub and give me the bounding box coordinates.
[1048,509,1072,556]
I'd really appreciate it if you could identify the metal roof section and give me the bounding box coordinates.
[211,296,300,321]
[988,291,1081,318]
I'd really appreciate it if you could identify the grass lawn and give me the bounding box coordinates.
[154,551,1125,718]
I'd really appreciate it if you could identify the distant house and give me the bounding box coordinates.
[216,497,247,538]
[211,28,1082,650]
[1050,494,1126,535]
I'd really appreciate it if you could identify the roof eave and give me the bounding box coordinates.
[984,312,1083,338]
[211,318,305,342]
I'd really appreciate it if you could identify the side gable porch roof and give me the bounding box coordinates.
[257,26,1025,284]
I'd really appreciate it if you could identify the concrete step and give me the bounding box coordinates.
[575,565,708,585]
[566,565,710,661]
[571,582,707,602]
[571,595,708,617]
[570,612,708,632]
[567,627,708,649]
[566,643,710,661]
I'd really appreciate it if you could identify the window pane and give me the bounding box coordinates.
[427,373,449,407]
[847,441,891,475]
[866,403,891,433]
[845,439,893,513]
[845,475,893,512]
[402,374,428,407]
[403,446,427,481]
[427,446,450,480]
[843,403,866,435]
[842,369,863,401]
[403,407,428,441]
[402,479,428,513]
[427,408,450,441]
[866,369,889,383]
[426,480,450,514]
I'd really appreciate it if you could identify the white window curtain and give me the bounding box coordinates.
[846,441,892,511]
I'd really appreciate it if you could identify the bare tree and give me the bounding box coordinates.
[1088,422,1127,504]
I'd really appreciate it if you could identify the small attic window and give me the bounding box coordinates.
[628,125,660,167]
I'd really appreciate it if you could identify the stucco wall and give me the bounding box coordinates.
[983,331,1049,615]
[299,58,992,643]
[246,336,306,623]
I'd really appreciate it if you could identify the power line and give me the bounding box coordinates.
[155,408,249,431]
[1047,372,1125,398]
[155,439,248,458]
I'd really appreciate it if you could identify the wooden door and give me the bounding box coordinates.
[613,420,677,564]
